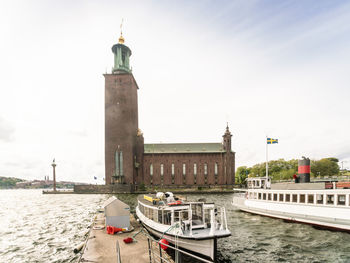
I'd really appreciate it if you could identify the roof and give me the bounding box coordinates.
[144,143,225,154]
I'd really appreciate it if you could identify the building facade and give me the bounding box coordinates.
[105,34,235,187]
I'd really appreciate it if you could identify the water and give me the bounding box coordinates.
[1,191,350,262]
[0,190,105,263]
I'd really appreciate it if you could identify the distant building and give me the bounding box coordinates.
[105,33,235,187]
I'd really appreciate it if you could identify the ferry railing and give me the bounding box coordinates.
[145,232,214,263]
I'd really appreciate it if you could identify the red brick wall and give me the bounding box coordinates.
[105,73,139,185]
[141,152,235,186]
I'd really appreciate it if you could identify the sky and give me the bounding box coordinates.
[1,0,350,183]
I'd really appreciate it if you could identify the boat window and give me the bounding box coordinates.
[204,209,210,224]
[181,210,189,221]
[163,210,171,225]
[174,211,180,222]
[249,192,253,199]
[279,194,284,202]
[263,193,266,200]
[254,192,257,199]
[316,194,324,204]
[327,195,334,205]
[285,194,290,202]
[292,194,298,203]
[273,193,278,201]
[308,194,314,204]
[258,193,262,200]
[268,193,272,201]
[191,204,204,225]
[158,210,163,223]
[338,195,346,206]
[300,194,305,203]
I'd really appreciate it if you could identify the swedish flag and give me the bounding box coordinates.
[267,138,278,144]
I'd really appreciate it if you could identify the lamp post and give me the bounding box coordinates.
[52,159,57,192]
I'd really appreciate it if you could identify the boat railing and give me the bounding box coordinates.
[145,231,214,263]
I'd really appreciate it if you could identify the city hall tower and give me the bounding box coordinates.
[104,32,143,185]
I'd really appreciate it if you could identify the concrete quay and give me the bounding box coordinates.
[79,212,173,263]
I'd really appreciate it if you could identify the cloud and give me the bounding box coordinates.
[0,117,14,142]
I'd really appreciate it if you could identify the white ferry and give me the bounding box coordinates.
[136,192,231,261]
[232,177,350,232]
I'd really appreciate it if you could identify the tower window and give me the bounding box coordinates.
[183,164,186,175]
[171,163,175,176]
[115,150,124,177]
[204,163,208,175]
[193,163,197,175]
[160,164,164,176]
[214,163,218,175]
[150,164,153,176]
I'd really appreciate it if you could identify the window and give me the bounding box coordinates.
[273,193,278,201]
[183,163,186,175]
[115,151,124,177]
[292,194,298,203]
[214,163,218,175]
[204,163,208,175]
[308,194,314,204]
[300,194,305,203]
[286,194,290,202]
[258,193,262,199]
[316,194,324,204]
[160,164,164,176]
[171,164,175,175]
[194,163,197,175]
[279,194,284,202]
[263,193,266,200]
[327,195,334,205]
[150,164,153,176]
[338,195,346,206]
[268,193,272,201]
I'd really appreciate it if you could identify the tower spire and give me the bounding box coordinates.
[118,18,125,44]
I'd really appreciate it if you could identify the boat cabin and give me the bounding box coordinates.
[247,177,271,189]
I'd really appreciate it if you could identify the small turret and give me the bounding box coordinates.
[222,124,232,152]
[112,30,132,73]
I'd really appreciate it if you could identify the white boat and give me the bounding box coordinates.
[232,177,350,232]
[136,193,231,261]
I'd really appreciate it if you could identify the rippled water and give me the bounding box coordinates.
[1,191,350,262]
[0,190,105,263]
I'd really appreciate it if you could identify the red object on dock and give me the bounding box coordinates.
[159,239,169,250]
[123,237,134,244]
[106,226,124,235]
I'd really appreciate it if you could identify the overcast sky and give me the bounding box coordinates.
[1,0,350,183]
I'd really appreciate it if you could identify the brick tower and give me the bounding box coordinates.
[104,32,142,185]
[223,125,235,184]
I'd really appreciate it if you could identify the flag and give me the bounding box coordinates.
[94,176,97,180]
[267,138,278,144]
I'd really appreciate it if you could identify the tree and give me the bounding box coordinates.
[236,166,250,184]
[311,158,339,177]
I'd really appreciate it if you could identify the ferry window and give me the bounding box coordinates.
[300,194,306,203]
[158,210,163,223]
[292,194,298,203]
[316,194,324,204]
[268,193,272,201]
[273,193,278,201]
[286,194,290,202]
[258,193,262,200]
[263,193,266,200]
[254,192,257,199]
[327,195,334,205]
[149,208,154,220]
[164,210,171,225]
[249,192,253,199]
[279,194,284,202]
[338,195,346,206]
[308,194,314,204]
[181,211,189,221]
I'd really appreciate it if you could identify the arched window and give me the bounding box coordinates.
[115,150,124,176]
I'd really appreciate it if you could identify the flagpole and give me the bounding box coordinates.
[266,136,268,182]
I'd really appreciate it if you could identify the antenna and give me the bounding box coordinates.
[120,18,124,36]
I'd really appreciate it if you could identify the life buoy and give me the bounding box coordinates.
[168,200,182,206]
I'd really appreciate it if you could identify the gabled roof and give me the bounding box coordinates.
[144,143,225,154]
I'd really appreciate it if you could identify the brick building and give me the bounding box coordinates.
[105,33,235,188]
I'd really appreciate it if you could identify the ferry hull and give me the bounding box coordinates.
[136,207,217,260]
[232,195,350,232]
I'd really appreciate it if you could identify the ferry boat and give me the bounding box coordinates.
[136,192,231,261]
[232,177,350,232]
